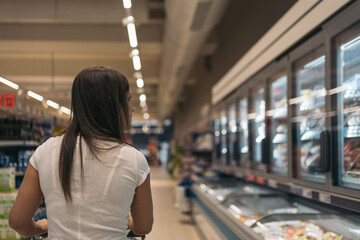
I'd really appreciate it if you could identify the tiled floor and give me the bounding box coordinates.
[146,166,201,240]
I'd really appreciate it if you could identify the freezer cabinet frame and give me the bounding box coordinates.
[288,30,331,192]
[324,0,360,199]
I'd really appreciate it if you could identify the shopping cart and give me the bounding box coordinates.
[127,231,145,240]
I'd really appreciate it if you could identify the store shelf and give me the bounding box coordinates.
[301,130,321,141]
[273,134,287,144]
[0,140,40,148]
[344,126,360,138]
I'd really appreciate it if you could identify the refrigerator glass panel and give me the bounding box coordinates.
[293,52,326,183]
[337,32,360,189]
[228,104,238,166]
[220,109,228,166]
[222,195,318,227]
[213,112,221,165]
[269,74,288,175]
[251,88,266,171]
[252,213,360,239]
[239,98,249,168]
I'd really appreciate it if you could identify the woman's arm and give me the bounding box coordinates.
[9,164,48,237]
[130,174,153,235]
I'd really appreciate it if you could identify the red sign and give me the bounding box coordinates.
[247,174,255,182]
[0,94,2,108]
[4,93,15,109]
[257,177,265,185]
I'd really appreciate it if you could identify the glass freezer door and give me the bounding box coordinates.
[228,104,238,166]
[268,74,288,176]
[251,87,266,171]
[337,31,360,189]
[220,109,228,166]
[293,52,326,183]
[238,98,249,169]
[213,116,221,165]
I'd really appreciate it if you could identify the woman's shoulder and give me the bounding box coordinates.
[38,136,63,150]
[120,144,146,159]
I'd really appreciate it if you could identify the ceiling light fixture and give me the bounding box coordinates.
[136,78,144,88]
[46,100,60,109]
[0,76,19,90]
[27,91,44,102]
[140,101,147,108]
[132,55,141,70]
[143,113,150,120]
[139,94,146,102]
[129,49,139,57]
[122,0,132,9]
[60,106,71,115]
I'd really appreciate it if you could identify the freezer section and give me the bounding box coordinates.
[293,52,326,183]
[220,109,228,166]
[228,103,238,167]
[269,74,288,175]
[252,213,360,239]
[238,98,249,169]
[221,195,319,227]
[251,87,266,171]
[337,31,360,189]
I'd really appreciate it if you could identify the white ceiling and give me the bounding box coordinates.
[0,0,222,122]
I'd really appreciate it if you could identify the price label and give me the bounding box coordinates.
[247,174,255,182]
[235,172,244,178]
[319,193,331,204]
[268,179,278,189]
[302,189,312,199]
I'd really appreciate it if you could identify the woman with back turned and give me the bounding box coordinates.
[9,66,153,239]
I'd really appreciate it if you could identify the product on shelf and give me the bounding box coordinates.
[273,143,288,168]
[300,142,321,171]
[343,139,360,177]
[0,168,15,192]
[253,220,348,240]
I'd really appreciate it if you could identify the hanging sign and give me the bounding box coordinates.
[4,93,15,109]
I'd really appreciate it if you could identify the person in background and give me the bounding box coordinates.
[9,66,153,239]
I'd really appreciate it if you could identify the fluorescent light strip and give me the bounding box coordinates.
[303,55,325,69]
[123,0,132,9]
[136,78,144,88]
[139,94,146,102]
[132,56,141,70]
[60,106,71,115]
[46,100,59,109]
[0,76,19,90]
[127,23,138,48]
[27,91,44,102]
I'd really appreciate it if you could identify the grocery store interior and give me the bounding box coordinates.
[1,0,360,239]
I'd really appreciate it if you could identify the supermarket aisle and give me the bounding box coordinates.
[146,166,201,240]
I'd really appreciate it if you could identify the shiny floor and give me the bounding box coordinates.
[146,166,201,240]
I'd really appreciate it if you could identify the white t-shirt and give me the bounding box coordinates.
[30,136,150,240]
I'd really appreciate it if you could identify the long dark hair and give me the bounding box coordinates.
[59,66,130,201]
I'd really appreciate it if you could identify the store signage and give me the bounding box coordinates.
[256,177,265,185]
[4,93,15,109]
[247,174,255,182]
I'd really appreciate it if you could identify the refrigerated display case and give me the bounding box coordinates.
[292,49,327,183]
[336,26,360,190]
[212,108,221,166]
[238,97,249,169]
[222,194,319,227]
[268,74,288,176]
[220,109,228,166]
[228,103,238,167]
[252,213,360,239]
[251,87,266,171]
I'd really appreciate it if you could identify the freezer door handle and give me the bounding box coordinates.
[261,138,270,164]
[320,131,330,172]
